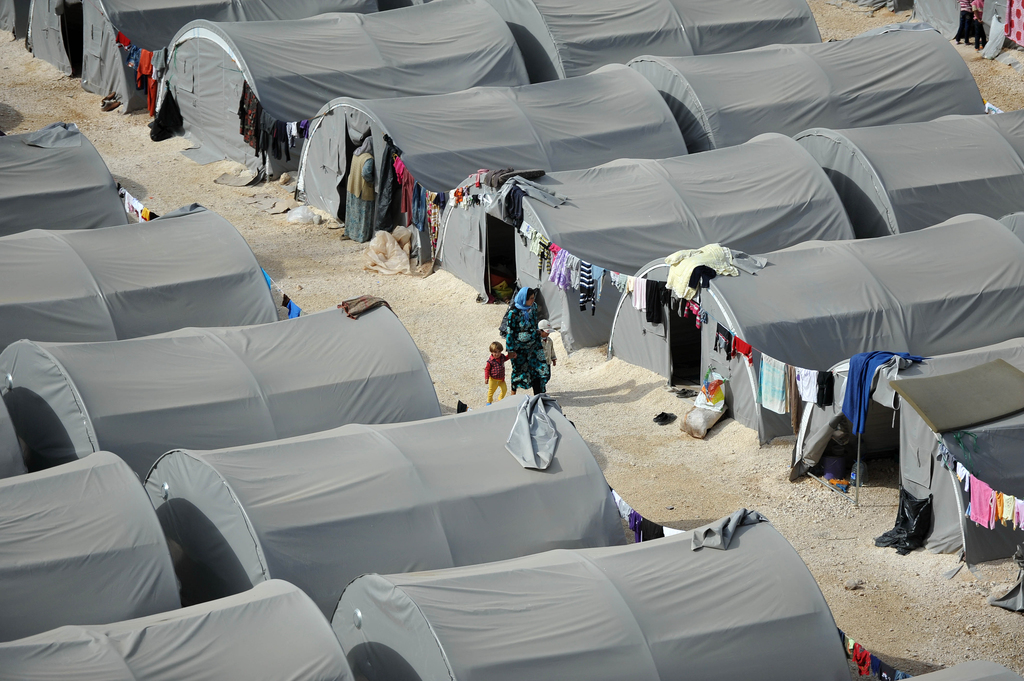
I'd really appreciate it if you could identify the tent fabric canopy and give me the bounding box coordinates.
[166,0,529,170]
[0,307,441,477]
[335,516,849,681]
[796,111,1024,239]
[0,580,354,681]
[0,204,277,351]
[298,65,688,214]
[1001,211,1024,241]
[0,452,180,643]
[0,123,126,236]
[145,396,623,615]
[508,134,854,350]
[666,0,820,55]
[481,0,693,82]
[97,0,378,51]
[628,30,982,153]
[911,662,1024,681]
[700,215,1024,443]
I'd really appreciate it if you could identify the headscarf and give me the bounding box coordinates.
[514,287,534,323]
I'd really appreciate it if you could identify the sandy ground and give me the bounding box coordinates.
[2,6,1024,675]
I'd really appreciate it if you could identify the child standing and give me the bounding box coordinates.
[485,341,509,405]
[538,319,557,369]
[972,0,986,50]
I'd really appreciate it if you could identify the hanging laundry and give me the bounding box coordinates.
[592,265,605,302]
[374,135,402,233]
[567,254,582,289]
[504,185,524,228]
[795,368,818,403]
[969,476,996,529]
[664,244,739,300]
[731,336,753,365]
[136,49,157,116]
[632,276,647,310]
[816,371,835,407]
[239,81,262,152]
[611,271,627,293]
[578,262,595,314]
[645,280,665,325]
[879,661,896,681]
[1007,0,1024,45]
[411,184,427,232]
[1002,495,1016,526]
[1016,498,1024,530]
[843,352,924,435]
[549,249,571,290]
[870,656,881,677]
[786,365,802,434]
[286,299,302,319]
[759,355,787,414]
[713,324,733,359]
[852,643,872,676]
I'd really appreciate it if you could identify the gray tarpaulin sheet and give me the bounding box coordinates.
[167,0,529,169]
[892,359,1024,433]
[0,204,277,350]
[796,111,1024,239]
[299,65,687,214]
[0,452,179,642]
[629,31,982,153]
[145,397,623,615]
[691,508,768,550]
[505,393,561,468]
[0,307,441,477]
[701,215,1024,443]
[0,581,354,681]
[335,516,849,681]
[478,134,853,351]
[0,123,126,235]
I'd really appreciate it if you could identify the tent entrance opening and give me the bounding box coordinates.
[485,215,515,301]
[669,309,700,385]
[59,1,82,76]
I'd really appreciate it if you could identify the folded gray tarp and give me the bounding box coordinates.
[0,452,179,643]
[0,204,277,351]
[441,134,853,351]
[629,30,982,153]
[298,65,688,216]
[699,215,1024,443]
[481,0,819,83]
[0,307,441,476]
[0,580,354,681]
[796,111,1024,238]
[145,396,623,613]
[0,123,126,235]
[167,0,529,172]
[335,515,849,681]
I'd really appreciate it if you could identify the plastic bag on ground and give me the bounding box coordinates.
[364,226,413,275]
[287,205,322,224]
[681,405,725,438]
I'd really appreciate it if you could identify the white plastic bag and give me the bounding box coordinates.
[287,205,322,225]
[363,226,413,275]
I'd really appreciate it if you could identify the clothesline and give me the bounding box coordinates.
[261,268,301,319]
[839,628,915,679]
[117,185,157,222]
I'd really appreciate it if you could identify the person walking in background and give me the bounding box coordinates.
[954,0,974,44]
[538,319,557,371]
[505,288,551,396]
[972,0,987,50]
[484,341,508,405]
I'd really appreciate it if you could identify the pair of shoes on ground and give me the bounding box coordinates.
[101,91,120,112]
[653,412,676,425]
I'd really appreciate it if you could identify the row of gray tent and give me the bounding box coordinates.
[3,442,1022,681]
[298,28,981,250]
[162,0,820,173]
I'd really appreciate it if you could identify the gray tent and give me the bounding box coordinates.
[166,0,529,173]
[796,111,1024,239]
[628,30,983,153]
[0,0,28,38]
[297,65,688,220]
[0,451,179,643]
[0,122,126,235]
[0,204,277,351]
[913,662,1024,681]
[1001,211,1024,240]
[0,307,441,477]
[29,0,376,113]
[0,580,355,681]
[681,215,1024,443]
[795,337,1024,564]
[441,134,853,352]
[145,396,623,614]
[335,514,849,681]
[482,0,819,83]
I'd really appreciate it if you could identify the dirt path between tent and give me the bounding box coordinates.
[2,6,1023,675]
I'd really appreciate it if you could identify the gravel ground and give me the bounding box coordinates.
[2,9,1023,675]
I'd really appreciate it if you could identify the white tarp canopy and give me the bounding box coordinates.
[297,65,688,217]
[0,580,354,681]
[0,204,277,351]
[628,30,983,153]
[0,307,441,476]
[0,452,179,643]
[796,111,1024,238]
[166,0,529,172]
[335,514,849,681]
[145,396,624,613]
[0,123,126,235]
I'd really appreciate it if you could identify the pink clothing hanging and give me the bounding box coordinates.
[969,476,996,529]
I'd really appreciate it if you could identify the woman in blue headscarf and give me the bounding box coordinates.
[504,287,550,395]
